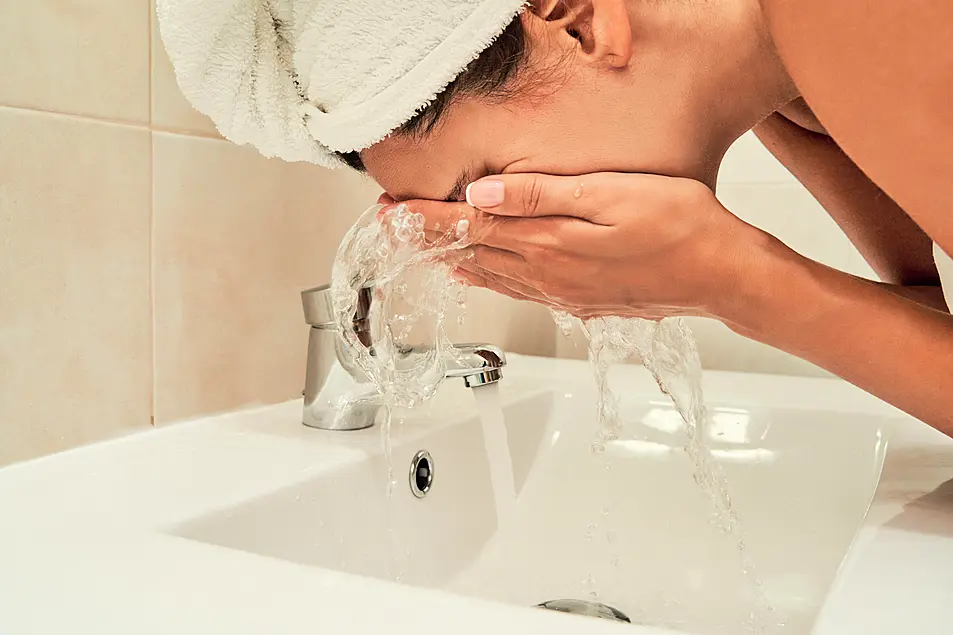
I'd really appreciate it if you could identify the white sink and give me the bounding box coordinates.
[172,368,889,634]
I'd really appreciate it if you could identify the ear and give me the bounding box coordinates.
[528,0,633,69]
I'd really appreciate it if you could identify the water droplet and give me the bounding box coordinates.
[573,183,584,198]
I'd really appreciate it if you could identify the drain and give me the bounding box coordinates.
[409,450,433,498]
[537,599,631,623]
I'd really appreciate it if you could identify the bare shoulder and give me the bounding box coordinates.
[759,0,953,249]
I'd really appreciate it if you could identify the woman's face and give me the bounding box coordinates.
[362,1,786,203]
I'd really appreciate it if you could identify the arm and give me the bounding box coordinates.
[759,0,953,252]
[726,234,953,435]
[754,111,943,294]
[409,171,953,436]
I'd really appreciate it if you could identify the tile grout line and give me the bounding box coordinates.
[148,0,157,428]
[0,103,148,130]
[150,125,223,141]
[0,104,224,143]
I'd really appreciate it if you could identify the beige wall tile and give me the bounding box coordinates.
[0,0,149,123]
[718,183,867,276]
[150,0,220,136]
[0,108,152,466]
[451,290,556,357]
[552,315,829,377]
[152,133,381,423]
[683,317,829,378]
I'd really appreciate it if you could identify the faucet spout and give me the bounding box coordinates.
[444,343,506,387]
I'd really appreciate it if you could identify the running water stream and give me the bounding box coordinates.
[472,383,518,527]
[567,313,781,633]
[329,203,780,633]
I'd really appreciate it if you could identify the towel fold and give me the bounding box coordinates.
[157,0,526,167]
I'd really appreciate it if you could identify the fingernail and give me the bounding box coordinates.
[466,179,504,208]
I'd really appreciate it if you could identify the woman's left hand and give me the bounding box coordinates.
[399,172,779,322]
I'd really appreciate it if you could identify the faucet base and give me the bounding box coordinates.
[302,402,379,431]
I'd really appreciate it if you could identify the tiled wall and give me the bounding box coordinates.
[0,1,555,466]
[0,2,868,466]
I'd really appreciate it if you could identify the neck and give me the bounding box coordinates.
[722,0,800,133]
[679,0,800,176]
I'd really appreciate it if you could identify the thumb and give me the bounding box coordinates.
[465,173,605,223]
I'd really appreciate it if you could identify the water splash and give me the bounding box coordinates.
[329,203,469,410]
[554,312,781,633]
[329,203,780,631]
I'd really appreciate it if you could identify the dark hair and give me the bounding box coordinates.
[338,17,528,171]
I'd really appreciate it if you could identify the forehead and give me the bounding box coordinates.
[360,100,503,202]
[361,136,467,201]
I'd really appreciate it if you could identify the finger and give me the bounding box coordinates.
[455,268,550,307]
[393,199,471,235]
[467,245,532,281]
[452,268,485,288]
[456,261,551,304]
[396,200,523,253]
[377,192,396,205]
[465,173,611,224]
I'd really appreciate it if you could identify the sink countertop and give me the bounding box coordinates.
[1,354,951,635]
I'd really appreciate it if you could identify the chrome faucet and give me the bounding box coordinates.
[301,284,506,431]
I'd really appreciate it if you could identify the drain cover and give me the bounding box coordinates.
[537,599,631,623]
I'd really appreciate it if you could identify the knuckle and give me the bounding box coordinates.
[521,176,545,217]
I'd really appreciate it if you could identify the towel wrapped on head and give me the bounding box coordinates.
[156,0,527,167]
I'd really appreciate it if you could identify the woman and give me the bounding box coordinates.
[160,0,953,433]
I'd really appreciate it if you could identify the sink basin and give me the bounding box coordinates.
[172,369,889,635]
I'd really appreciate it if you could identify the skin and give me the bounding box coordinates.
[359,0,953,436]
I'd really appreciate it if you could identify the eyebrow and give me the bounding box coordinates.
[443,168,472,203]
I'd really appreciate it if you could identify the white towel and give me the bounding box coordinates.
[156,0,526,167]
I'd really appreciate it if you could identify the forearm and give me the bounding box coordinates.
[878,283,950,313]
[724,238,953,435]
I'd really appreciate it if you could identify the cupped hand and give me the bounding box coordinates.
[392,172,778,322]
